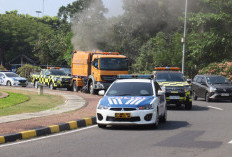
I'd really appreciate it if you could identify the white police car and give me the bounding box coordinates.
[96,75,167,128]
[0,72,28,87]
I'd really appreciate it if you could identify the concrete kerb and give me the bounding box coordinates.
[0,86,97,144]
[0,117,97,144]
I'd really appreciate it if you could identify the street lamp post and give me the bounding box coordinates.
[182,0,188,75]
[36,11,42,17]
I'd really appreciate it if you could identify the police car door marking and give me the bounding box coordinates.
[135,98,146,105]
[112,99,118,104]
[108,98,113,105]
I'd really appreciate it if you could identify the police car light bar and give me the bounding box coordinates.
[117,74,154,79]
[154,67,180,71]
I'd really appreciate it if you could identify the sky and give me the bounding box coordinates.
[0,0,123,17]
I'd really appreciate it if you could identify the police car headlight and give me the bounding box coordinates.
[184,85,191,92]
[139,104,153,110]
[98,105,109,110]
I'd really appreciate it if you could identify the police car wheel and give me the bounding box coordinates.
[152,109,159,128]
[89,82,96,94]
[73,81,78,92]
[6,81,11,86]
[50,82,55,90]
[98,124,107,128]
[34,81,38,88]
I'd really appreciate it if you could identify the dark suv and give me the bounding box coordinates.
[192,75,232,102]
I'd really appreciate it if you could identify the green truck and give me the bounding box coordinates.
[31,68,73,90]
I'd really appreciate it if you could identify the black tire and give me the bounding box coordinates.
[6,81,11,86]
[34,81,38,88]
[176,103,181,109]
[205,92,211,102]
[49,82,55,90]
[89,82,96,95]
[193,91,197,100]
[185,101,192,110]
[73,81,78,92]
[98,124,107,128]
[159,106,167,123]
[153,109,159,128]
[67,86,72,91]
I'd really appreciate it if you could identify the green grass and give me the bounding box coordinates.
[0,89,65,117]
[0,92,29,108]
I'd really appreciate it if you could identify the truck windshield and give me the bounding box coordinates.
[99,58,128,71]
[156,72,185,82]
[50,69,66,75]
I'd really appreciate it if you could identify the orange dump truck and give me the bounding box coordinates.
[71,51,129,94]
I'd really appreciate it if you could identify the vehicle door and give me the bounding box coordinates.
[195,77,204,98]
[0,73,5,85]
[154,81,165,114]
[91,58,99,80]
[44,70,50,85]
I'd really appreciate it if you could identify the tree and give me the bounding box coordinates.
[0,11,52,65]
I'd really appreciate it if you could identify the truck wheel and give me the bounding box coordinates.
[73,81,78,92]
[67,86,73,91]
[89,82,96,94]
[49,82,56,90]
[6,81,12,86]
[34,81,38,88]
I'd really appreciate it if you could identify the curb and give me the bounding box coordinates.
[0,117,96,144]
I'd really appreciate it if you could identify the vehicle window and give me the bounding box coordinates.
[99,58,128,71]
[196,77,202,83]
[206,76,231,84]
[50,69,66,75]
[0,73,3,77]
[106,82,153,96]
[156,72,185,82]
[93,59,99,69]
[45,70,50,75]
[5,73,19,77]
[193,76,198,82]
[201,77,206,83]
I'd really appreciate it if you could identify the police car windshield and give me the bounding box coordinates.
[5,73,19,77]
[99,58,128,71]
[106,82,153,96]
[156,72,185,82]
[206,76,230,84]
[50,70,66,75]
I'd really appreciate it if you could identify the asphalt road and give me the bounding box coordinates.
[1,99,232,157]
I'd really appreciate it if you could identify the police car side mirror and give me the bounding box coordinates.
[187,79,191,84]
[98,90,105,96]
[158,90,165,96]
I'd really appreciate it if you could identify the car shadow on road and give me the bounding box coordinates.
[103,121,190,131]
[167,105,209,111]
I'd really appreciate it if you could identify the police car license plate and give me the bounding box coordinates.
[221,93,229,96]
[169,96,180,99]
[115,113,131,118]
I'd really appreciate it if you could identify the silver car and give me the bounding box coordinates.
[0,72,28,87]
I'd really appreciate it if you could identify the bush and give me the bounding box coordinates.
[199,61,232,82]
[17,64,41,81]
[0,65,6,71]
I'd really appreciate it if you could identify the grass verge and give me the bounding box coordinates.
[0,92,29,108]
[0,89,65,117]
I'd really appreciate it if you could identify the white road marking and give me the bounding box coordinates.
[0,125,97,148]
[229,140,232,144]
[208,106,223,111]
